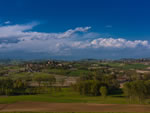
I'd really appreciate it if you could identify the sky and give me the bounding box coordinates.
[0,0,150,60]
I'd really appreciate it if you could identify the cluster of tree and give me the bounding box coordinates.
[72,71,119,96]
[73,80,108,96]
[0,77,28,95]
[33,73,56,87]
[33,73,56,93]
[123,80,150,103]
[0,73,56,96]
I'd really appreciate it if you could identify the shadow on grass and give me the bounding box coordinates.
[111,95,125,98]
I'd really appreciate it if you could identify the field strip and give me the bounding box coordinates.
[0,101,150,112]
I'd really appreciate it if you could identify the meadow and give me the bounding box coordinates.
[0,88,149,105]
[0,88,126,104]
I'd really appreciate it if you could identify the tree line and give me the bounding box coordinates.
[72,70,150,104]
[123,80,150,103]
[0,72,56,96]
[72,72,119,96]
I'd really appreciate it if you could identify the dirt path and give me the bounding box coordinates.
[0,102,150,112]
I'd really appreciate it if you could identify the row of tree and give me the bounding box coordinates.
[123,80,150,103]
[73,80,108,97]
[0,73,56,95]
[72,71,120,96]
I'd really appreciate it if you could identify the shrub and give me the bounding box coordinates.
[100,86,108,98]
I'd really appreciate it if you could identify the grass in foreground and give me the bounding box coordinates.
[0,88,149,104]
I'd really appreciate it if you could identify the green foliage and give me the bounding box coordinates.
[100,86,108,98]
[74,70,119,96]
[0,72,56,96]
[91,81,101,96]
[0,88,128,104]
[33,72,56,87]
[42,69,69,75]
[122,63,149,70]
[123,80,150,103]
[42,68,91,77]
[0,77,30,95]
[74,80,107,96]
[103,62,149,70]
[0,77,14,95]
[10,72,32,81]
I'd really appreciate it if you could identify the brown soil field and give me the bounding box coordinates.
[136,70,150,73]
[0,102,150,112]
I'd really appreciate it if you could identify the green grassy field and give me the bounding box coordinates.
[0,88,149,104]
[42,68,91,76]
[102,62,149,70]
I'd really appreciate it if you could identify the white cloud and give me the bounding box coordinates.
[0,23,91,41]
[57,26,91,38]
[69,38,149,49]
[0,22,150,59]
[90,38,149,48]
[0,23,36,38]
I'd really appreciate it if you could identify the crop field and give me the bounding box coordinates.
[0,102,150,112]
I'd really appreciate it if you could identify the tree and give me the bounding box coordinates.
[33,74,43,87]
[91,81,100,96]
[33,73,56,93]
[13,79,28,94]
[100,86,108,98]
[59,78,65,87]
[123,81,148,103]
[0,77,14,95]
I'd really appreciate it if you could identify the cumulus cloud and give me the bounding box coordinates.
[0,23,91,41]
[69,38,149,49]
[0,22,36,38]
[90,38,149,48]
[0,22,150,59]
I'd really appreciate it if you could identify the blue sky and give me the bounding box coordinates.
[0,0,150,60]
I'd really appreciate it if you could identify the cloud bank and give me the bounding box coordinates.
[0,22,150,59]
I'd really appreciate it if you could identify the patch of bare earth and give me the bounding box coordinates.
[147,67,150,70]
[136,70,150,73]
[0,102,150,112]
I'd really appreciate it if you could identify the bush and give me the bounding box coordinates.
[100,86,108,98]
